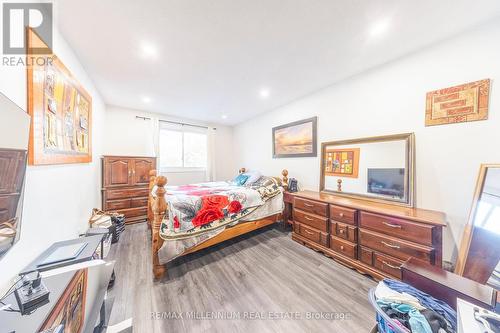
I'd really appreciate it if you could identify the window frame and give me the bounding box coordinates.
[159,126,208,173]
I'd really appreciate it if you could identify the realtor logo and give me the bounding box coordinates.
[2,2,53,54]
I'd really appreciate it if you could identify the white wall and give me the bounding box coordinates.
[0,29,106,289]
[104,106,236,185]
[234,20,500,262]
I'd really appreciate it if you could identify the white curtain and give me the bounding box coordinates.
[206,127,216,182]
[151,117,160,169]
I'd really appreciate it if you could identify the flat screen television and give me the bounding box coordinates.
[367,168,405,199]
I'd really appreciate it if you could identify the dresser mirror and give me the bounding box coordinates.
[455,164,500,288]
[320,133,415,207]
[0,93,30,259]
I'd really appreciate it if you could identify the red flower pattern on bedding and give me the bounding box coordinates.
[201,195,229,210]
[228,200,242,214]
[192,208,224,227]
[191,195,231,227]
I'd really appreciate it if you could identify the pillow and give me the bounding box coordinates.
[249,176,277,188]
[232,174,249,186]
[242,170,262,185]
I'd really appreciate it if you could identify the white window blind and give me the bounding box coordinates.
[159,121,208,172]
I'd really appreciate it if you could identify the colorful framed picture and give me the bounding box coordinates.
[324,148,360,178]
[272,117,317,158]
[425,79,490,126]
[27,28,92,165]
[39,269,88,333]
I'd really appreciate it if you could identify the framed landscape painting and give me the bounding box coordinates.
[272,117,317,158]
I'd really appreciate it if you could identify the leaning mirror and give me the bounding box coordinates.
[0,92,30,259]
[320,133,415,207]
[455,164,500,288]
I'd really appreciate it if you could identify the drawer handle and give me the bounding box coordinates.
[382,261,402,270]
[339,212,344,217]
[304,229,314,235]
[304,216,314,221]
[339,229,345,234]
[382,222,402,229]
[340,245,345,251]
[304,203,314,207]
[381,241,400,249]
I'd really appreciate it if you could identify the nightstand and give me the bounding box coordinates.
[283,191,294,228]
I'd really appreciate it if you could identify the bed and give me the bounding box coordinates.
[147,168,289,279]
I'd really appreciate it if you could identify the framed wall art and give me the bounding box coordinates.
[272,117,317,158]
[27,28,92,165]
[324,148,360,178]
[425,79,490,127]
[39,269,88,333]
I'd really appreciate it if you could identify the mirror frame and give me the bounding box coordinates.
[319,133,415,207]
[455,163,500,279]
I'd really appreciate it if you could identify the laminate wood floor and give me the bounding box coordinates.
[107,223,377,333]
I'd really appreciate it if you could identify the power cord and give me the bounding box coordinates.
[0,276,23,301]
[0,275,28,313]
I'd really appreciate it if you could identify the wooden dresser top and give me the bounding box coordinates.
[291,190,447,227]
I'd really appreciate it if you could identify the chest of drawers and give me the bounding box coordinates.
[290,190,446,280]
[101,156,156,224]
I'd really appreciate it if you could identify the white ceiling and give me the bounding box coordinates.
[56,0,500,125]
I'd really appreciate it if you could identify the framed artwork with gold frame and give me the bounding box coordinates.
[27,28,92,165]
[39,269,88,333]
[324,148,360,178]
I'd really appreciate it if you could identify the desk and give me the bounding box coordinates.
[401,257,497,310]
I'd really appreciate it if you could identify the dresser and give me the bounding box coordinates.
[101,156,156,224]
[290,190,446,280]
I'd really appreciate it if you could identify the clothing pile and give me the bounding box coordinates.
[375,279,457,333]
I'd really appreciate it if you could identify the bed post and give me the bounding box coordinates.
[147,169,157,230]
[152,175,168,279]
[282,169,289,191]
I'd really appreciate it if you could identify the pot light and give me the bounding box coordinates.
[142,96,152,103]
[259,89,270,99]
[369,19,391,37]
[140,42,158,59]
[221,115,228,119]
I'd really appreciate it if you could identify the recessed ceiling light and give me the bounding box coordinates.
[259,89,270,99]
[369,19,391,37]
[142,96,152,103]
[221,115,228,119]
[140,42,158,59]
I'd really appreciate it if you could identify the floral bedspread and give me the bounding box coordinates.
[159,177,282,240]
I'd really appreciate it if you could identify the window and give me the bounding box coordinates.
[159,123,207,171]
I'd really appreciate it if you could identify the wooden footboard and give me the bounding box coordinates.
[147,168,289,280]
